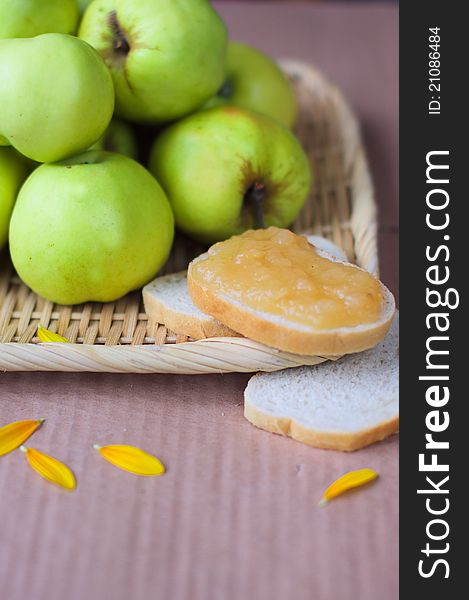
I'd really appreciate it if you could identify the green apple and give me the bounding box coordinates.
[9,151,174,304]
[206,42,297,129]
[79,0,227,123]
[90,118,138,159]
[149,106,311,244]
[0,0,79,39]
[0,148,29,249]
[0,34,114,163]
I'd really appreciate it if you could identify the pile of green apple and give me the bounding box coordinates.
[0,0,311,305]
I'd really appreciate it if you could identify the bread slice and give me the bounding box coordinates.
[142,271,237,340]
[303,234,348,262]
[244,314,399,451]
[188,229,395,356]
[143,235,347,341]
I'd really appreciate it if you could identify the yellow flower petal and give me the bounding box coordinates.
[20,446,76,491]
[0,419,45,457]
[37,325,69,343]
[319,468,378,506]
[94,444,165,476]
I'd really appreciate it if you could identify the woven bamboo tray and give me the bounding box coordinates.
[0,60,378,374]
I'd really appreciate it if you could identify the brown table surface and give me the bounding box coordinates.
[0,3,399,600]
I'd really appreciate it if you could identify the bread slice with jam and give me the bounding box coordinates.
[187,227,395,356]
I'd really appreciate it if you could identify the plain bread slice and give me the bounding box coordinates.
[142,271,237,339]
[244,314,399,451]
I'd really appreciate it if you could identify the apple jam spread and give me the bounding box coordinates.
[191,227,384,330]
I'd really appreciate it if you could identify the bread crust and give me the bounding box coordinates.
[188,252,395,355]
[244,401,399,451]
[143,284,238,340]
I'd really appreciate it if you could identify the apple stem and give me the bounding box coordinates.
[108,10,130,56]
[245,182,266,229]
